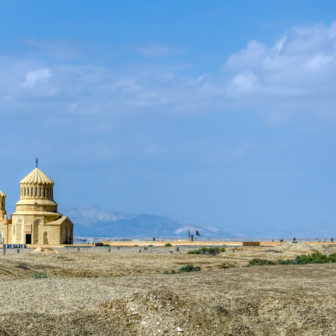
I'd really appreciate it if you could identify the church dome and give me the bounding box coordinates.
[0,191,5,197]
[20,168,54,185]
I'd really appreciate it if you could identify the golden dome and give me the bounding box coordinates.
[0,191,5,197]
[20,168,54,185]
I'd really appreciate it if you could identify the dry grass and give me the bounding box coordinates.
[0,252,235,280]
[0,247,335,335]
[0,246,326,280]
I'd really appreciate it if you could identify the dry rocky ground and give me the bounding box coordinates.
[0,245,335,335]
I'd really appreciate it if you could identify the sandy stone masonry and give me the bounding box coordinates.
[0,168,74,245]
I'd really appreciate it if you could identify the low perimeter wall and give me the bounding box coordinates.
[0,246,203,255]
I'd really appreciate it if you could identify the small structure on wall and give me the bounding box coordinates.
[0,167,73,245]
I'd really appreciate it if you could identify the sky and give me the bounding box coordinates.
[1,0,336,237]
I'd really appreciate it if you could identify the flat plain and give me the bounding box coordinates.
[0,247,335,335]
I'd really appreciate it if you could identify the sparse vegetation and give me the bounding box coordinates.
[148,245,153,247]
[278,253,336,265]
[249,253,336,266]
[178,264,201,273]
[33,271,41,279]
[248,259,277,266]
[165,243,173,247]
[164,264,201,274]
[33,270,48,279]
[188,247,225,255]
[134,245,139,247]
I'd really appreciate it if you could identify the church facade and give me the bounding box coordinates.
[0,168,73,245]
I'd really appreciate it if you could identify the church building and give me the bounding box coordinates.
[0,168,73,245]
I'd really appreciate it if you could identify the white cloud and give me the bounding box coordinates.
[229,72,257,92]
[1,21,336,125]
[307,55,334,70]
[22,68,53,88]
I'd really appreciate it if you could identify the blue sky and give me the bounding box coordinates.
[1,0,336,237]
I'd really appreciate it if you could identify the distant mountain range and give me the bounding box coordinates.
[60,204,236,238]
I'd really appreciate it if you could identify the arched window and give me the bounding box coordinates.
[27,188,29,196]
[43,188,45,197]
[40,188,42,197]
[35,188,37,196]
[24,188,26,196]
[31,188,33,196]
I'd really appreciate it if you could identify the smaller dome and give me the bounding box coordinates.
[20,168,54,185]
[0,191,6,197]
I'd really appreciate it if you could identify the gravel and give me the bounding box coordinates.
[0,251,336,334]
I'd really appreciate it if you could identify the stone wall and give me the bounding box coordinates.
[0,246,201,255]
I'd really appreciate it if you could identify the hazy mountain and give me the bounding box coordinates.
[60,204,236,238]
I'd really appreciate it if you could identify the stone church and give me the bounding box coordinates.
[0,168,73,245]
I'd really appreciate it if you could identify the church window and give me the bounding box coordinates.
[40,188,41,196]
[27,188,29,196]
[35,188,37,196]
[43,188,45,197]
[31,188,33,196]
[24,188,26,196]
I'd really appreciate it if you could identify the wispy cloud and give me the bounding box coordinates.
[1,21,336,126]
[21,68,53,88]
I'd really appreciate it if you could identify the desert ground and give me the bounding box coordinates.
[0,243,336,335]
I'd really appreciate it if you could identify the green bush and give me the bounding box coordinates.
[187,250,199,254]
[163,264,201,274]
[165,243,173,247]
[134,245,139,247]
[248,259,277,266]
[178,264,201,273]
[249,252,336,267]
[187,247,224,255]
[34,271,41,279]
[278,253,332,265]
[148,245,153,247]
[328,253,336,262]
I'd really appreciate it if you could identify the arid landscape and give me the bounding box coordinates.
[0,243,336,335]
